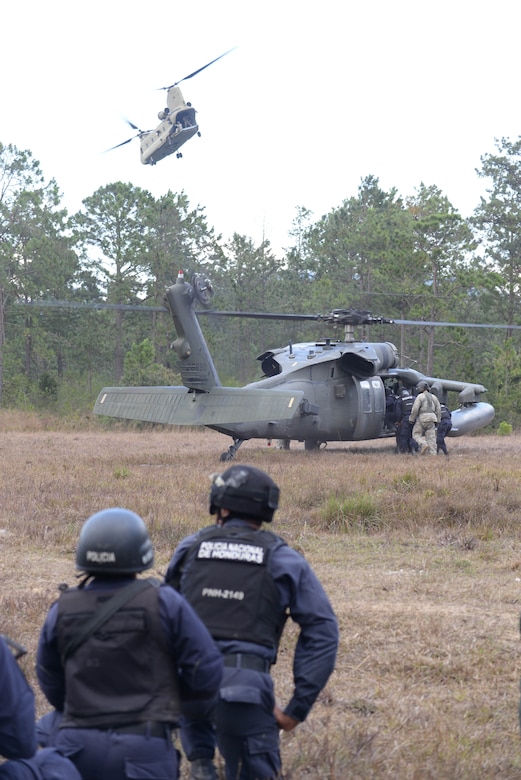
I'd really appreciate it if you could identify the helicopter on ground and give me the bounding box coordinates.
[93,271,496,461]
[109,49,236,165]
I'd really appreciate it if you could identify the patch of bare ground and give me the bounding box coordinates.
[1,416,521,778]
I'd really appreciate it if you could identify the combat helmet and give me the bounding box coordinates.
[209,465,280,523]
[76,508,154,575]
[416,380,429,393]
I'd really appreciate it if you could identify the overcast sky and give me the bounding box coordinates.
[2,1,520,256]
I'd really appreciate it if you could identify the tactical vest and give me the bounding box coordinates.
[181,525,288,651]
[400,396,414,419]
[440,403,451,421]
[56,581,181,728]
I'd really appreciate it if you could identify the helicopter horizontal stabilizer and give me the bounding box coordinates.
[94,386,305,426]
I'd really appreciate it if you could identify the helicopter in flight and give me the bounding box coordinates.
[109,48,236,165]
[93,271,496,461]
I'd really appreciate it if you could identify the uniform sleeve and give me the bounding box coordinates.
[271,549,339,723]
[0,636,38,759]
[165,533,198,588]
[158,585,223,706]
[36,602,66,712]
[409,396,420,422]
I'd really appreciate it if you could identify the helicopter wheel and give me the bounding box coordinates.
[220,451,233,462]
[176,152,183,158]
[220,438,245,461]
[304,439,320,452]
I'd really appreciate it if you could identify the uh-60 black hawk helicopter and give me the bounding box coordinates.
[108,49,236,166]
[93,271,496,461]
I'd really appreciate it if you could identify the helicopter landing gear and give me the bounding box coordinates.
[304,439,327,452]
[220,437,246,462]
[176,152,183,158]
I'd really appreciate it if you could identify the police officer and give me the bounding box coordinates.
[384,386,397,432]
[166,465,339,780]
[394,388,419,454]
[0,634,80,780]
[409,380,441,456]
[36,508,223,780]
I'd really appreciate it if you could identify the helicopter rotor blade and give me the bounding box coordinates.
[105,119,150,153]
[17,300,166,312]
[160,47,237,91]
[391,318,521,330]
[197,310,521,330]
[14,301,521,330]
[105,135,140,152]
[198,310,316,321]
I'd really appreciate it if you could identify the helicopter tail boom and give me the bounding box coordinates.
[94,386,304,427]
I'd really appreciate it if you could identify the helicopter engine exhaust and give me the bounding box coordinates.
[338,342,399,379]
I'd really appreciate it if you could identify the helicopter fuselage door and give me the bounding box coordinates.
[351,377,386,439]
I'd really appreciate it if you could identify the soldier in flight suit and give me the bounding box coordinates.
[166,465,339,780]
[0,634,80,780]
[36,508,223,780]
[409,381,441,456]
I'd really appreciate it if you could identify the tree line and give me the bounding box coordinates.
[1,137,521,427]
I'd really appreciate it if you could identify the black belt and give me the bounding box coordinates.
[223,653,270,673]
[109,722,172,738]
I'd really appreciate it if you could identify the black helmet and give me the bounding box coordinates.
[416,380,429,392]
[209,465,280,523]
[76,508,154,575]
[401,388,410,397]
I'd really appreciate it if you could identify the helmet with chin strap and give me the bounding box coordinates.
[209,465,280,523]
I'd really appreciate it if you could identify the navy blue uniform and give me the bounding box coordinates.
[0,635,80,780]
[36,576,223,780]
[166,519,339,780]
[395,394,418,454]
[437,404,452,455]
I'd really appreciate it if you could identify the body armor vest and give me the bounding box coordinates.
[181,525,287,651]
[400,396,414,419]
[440,403,451,420]
[56,581,181,728]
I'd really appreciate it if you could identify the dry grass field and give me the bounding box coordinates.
[2,410,521,778]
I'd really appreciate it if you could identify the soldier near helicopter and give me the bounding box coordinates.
[409,381,441,456]
[431,387,452,456]
[384,386,398,432]
[394,388,419,454]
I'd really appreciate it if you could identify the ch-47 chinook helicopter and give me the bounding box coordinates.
[93,271,496,461]
[109,48,236,165]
